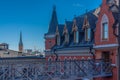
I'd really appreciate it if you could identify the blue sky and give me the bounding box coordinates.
[0,0,102,51]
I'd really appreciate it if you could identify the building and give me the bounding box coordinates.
[44,6,98,61]
[94,0,119,80]
[0,43,18,57]
[44,0,120,80]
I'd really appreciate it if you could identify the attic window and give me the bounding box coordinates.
[85,28,91,41]
[74,31,79,43]
[56,35,60,46]
[64,33,69,43]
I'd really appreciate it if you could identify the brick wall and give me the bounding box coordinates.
[45,38,56,50]
[95,0,117,46]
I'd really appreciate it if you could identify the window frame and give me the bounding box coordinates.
[64,33,69,44]
[85,28,91,41]
[74,31,79,43]
[102,22,108,40]
[56,35,60,46]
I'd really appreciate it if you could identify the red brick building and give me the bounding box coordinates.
[44,0,119,79]
[44,6,98,61]
[94,0,119,80]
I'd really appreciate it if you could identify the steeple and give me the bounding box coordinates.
[48,5,58,34]
[19,31,23,52]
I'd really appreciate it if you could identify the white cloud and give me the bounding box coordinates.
[73,3,84,8]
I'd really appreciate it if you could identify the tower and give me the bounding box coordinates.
[44,5,58,50]
[19,31,23,53]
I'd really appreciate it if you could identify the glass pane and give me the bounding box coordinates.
[87,28,91,40]
[76,31,79,43]
[57,36,60,45]
[103,23,108,39]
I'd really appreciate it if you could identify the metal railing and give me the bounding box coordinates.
[0,59,113,80]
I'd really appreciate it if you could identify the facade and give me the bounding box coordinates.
[44,6,98,61]
[44,0,120,80]
[0,43,18,57]
[94,0,119,80]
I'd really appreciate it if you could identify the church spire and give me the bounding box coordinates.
[48,5,58,34]
[19,31,23,52]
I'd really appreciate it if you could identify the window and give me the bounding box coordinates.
[102,23,108,40]
[101,14,109,40]
[56,35,60,45]
[65,33,69,43]
[102,52,110,62]
[85,28,91,41]
[74,31,79,43]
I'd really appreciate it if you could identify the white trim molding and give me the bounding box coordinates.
[94,44,118,49]
[101,14,109,41]
[44,34,55,39]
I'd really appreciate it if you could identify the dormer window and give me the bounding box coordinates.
[82,14,91,41]
[102,23,108,40]
[56,35,60,46]
[74,31,79,43]
[64,33,69,43]
[85,28,91,41]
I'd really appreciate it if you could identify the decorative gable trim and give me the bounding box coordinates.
[82,15,90,29]
[63,24,68,35]
[72,19,78,32]
[55,26,59,36]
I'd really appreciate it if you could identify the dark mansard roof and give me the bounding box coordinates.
[52,9,98,50]
[47,6,58,35]
[58,24,64,36]
[65,21,73,34]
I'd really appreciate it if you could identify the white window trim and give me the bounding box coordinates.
[73,57,77,60]
[87,57,91,60]
[85,28,91,41]
[101,14,109,41]
[76,31,79,43]
[48,57,52,61]
[64,33,69,44]
[81,57,85,60]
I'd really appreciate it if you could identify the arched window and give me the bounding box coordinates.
[85,28,91,41]
[88,57,91,60]
[48,57,52,61]
[101,14,109,40]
